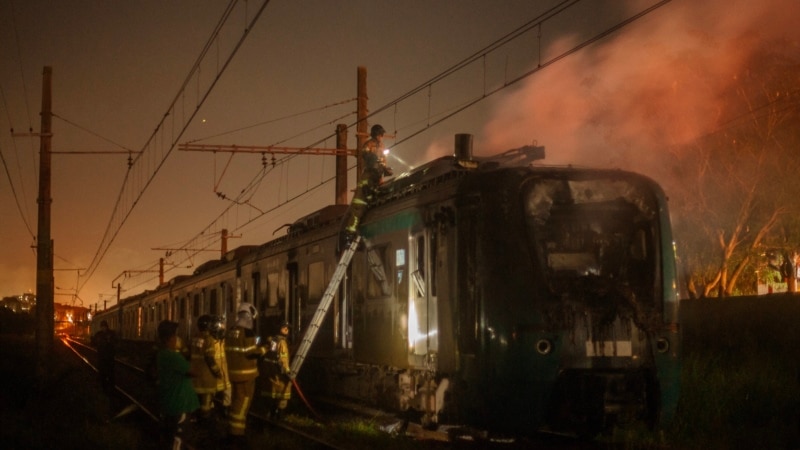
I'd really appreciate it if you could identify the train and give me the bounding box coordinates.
[92,134,681,438]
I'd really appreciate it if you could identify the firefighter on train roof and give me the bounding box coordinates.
[190,315,230,422]
[341,124,394,247]
[224,303,266,444]
[259,321,292,420]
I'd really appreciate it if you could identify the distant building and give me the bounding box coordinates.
[0,293,34,313]
[0,294,90,336]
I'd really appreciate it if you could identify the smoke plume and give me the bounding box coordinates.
[483,0,800,182]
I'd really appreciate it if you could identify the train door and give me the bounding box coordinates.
[286,262,300,337]
[408,228,439,367]
[338,265,353,350]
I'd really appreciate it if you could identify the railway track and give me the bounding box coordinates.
[60,337,346,449]
[62,336,615,449]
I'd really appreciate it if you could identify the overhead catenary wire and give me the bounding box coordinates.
[78,0,273,294]
[51,113,136,153]
[0,87,36,236]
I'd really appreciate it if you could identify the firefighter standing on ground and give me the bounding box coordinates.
[224,303,265,443]
[342,124,393,242]
[190,314,230,421]
[156,320,199,450]
[91,320,117,393]
[260,321,292,420]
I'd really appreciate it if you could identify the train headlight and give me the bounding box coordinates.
[656,337,670,354]
[535,338,553,355]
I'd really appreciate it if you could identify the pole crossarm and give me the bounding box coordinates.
[179,143,355,156]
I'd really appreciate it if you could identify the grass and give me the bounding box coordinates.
[664,295,800,449]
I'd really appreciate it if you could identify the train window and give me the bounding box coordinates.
[225,284,234,314]
[366,245,390,299]
[430,230,437,297]
[415,236,425,281]
[396,249,406,287]
[411,270,425,297]
[136,306,143,339]
[524,178,658,304]
[396,248,406,267]
[210,289,218,315]
[308,261,325,304]
[193,294,201,318]
[252,272,262,308]
[267,272,279,307]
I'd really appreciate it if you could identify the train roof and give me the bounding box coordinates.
[287,204,350,236]
[372,144,546,203]
[283,144,546,235]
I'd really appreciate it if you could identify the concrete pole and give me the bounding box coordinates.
[35,66,54,384]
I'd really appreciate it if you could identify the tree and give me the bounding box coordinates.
[671,39,800,297]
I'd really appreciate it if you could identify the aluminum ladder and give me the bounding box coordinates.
[288,235,361,379]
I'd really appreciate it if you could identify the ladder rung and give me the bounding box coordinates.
[288,235,361,379]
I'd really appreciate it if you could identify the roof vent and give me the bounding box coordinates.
[454,134,478,168]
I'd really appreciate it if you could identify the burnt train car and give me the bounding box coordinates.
[93,135,681,438]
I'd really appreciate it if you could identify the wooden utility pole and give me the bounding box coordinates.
[356,66,368,183]
[35,66,54,384]
[335,124,348,204]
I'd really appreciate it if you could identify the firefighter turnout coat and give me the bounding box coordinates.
[224,326,264,382]
[190,331,230,394]
[261,334,292,408]
[224,325,265,436]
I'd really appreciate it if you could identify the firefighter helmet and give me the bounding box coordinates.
[236,302,257,330]
[207,315,226,340]
[237,302,257,319]
[370,124,386,138]
[197,314,213,332]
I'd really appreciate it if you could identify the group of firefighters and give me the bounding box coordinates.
[184,302,292,447]
[98,124,392,449]
[182,124,391,448]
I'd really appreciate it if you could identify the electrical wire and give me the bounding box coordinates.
[78,0,274,294]
[0,86,36,239]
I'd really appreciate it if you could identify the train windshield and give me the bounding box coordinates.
[523,177,660,307]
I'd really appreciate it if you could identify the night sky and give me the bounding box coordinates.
[1,0,796,308]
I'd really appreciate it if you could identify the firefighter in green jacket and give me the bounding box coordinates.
[190,315,230,421]
[261,321,292,420]
[224,303,265,443]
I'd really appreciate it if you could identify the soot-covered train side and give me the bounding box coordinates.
[93,137,681,438]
